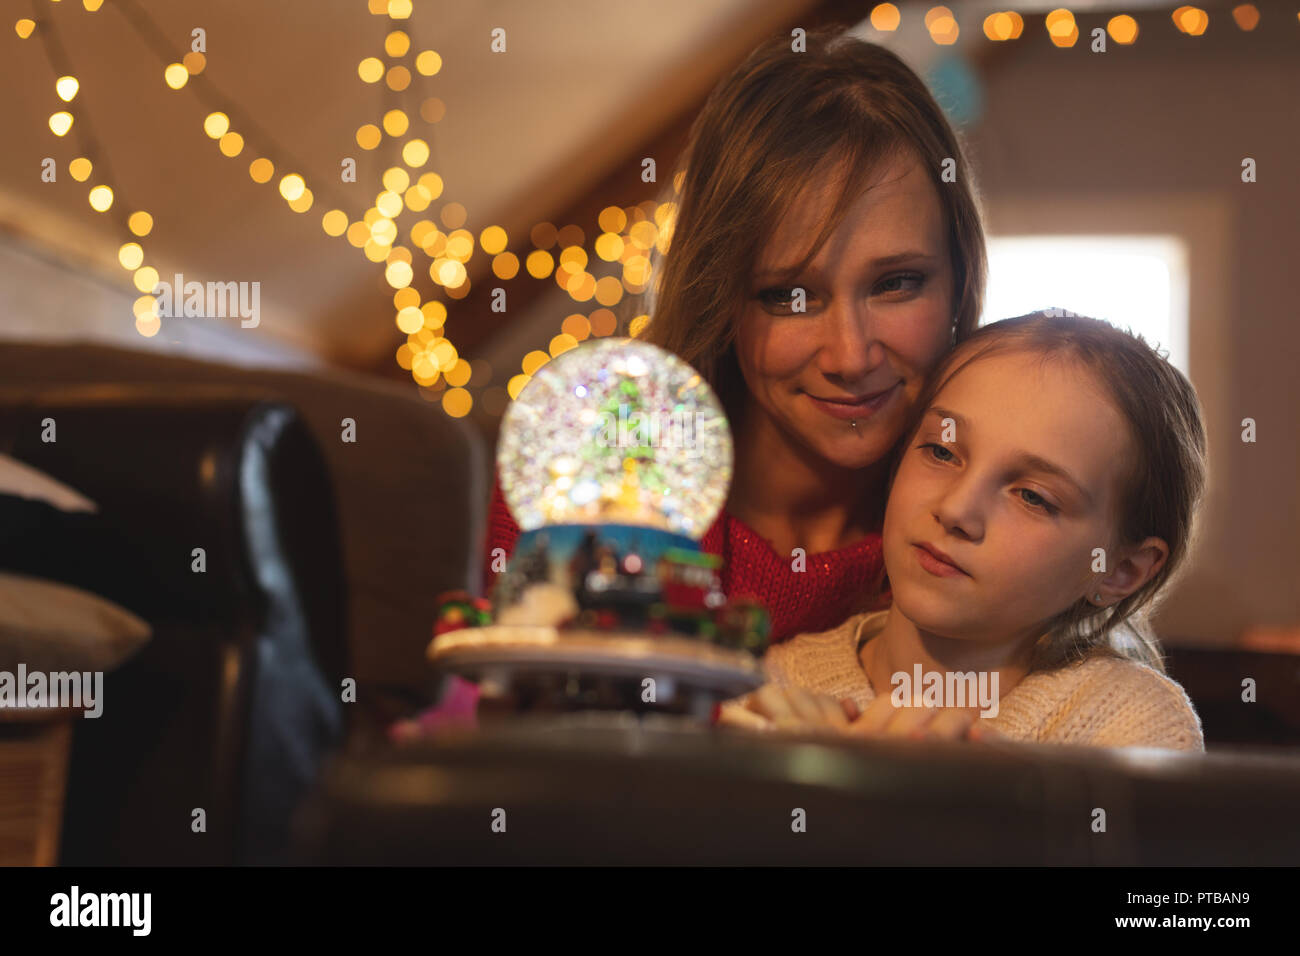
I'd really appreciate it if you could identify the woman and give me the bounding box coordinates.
[484,27,988,642]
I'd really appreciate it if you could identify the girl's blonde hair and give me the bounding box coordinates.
[630,28,988,428]
[891,311,1209,674]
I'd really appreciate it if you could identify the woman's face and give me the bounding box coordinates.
[733,150,956,471]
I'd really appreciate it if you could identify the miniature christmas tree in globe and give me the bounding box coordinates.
[497,337,732,538]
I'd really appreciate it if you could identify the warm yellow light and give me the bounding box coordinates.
[479,226,507,255]
[382,167,410,193]
[396,306,424,333]
[445,360,472,388]
[249,158,274,183]
[628,314,651,337]
[549,333,579,357]
[415,50,442,75]
[441,388,472,418]
[386,66,411,91]
[525,250,554,279]
[983,13,1015,41]
[204,112,230,138]
[435,259,467,287]
[1006,11,1024,37]
[492,252,520,280]
[15,19,35,40]
[133,265,160,293]
[382,109,409,137]
[388,0,413,19]
[371,219,398,245]
[521,350,550,376]
[386,260,414,289]
[422,300,447,329]
[595,232,625,262]
[164,63,189,90]
[376,191,404,219]
[1231,4,1260,31]
[928,14,959,44]
[561,314,591,341]
[507,374,531,401]
[594,276,623,307]
[68,157,93,182]
[132,295,157,319]
[55,76,79,102]
[387,245,412,265]
[279,174,306,201]
[420,97,445,123]
[118,242,144,271]
[218,132,244,157]
[590,309,617,337]
[288,188,313,213]
[364,240,389,263]
[1107,14,1139,43]
[418,171,443,199]
[135,314,161,338]
[84,0,104,11]
[358,57,384,83]
[49,112,74,137]
[322,209,349,237]
[385,31,410,57]
[869,3,901,32]
[356,124,382,150]
[346,222,369,247]
[88,185,114,211]
[402,185,429,212]
[443,234,472,262]
[401,139,429,167]
[1172,6,1209,35]
[597,206,627,234]
[183,52,206,75]
[128,211,153,237]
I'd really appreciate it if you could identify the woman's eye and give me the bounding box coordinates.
[1018,489,1058,514]
[756,288,806,311]
[920,442,956,463]
[875,272,925,295]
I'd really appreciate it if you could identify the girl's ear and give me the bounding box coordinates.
[1094,536,1169,606]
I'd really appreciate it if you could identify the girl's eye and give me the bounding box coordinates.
[1018,489,1058,515]
[919,442,956,463]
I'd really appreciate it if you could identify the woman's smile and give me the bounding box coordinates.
[802,380,902,421]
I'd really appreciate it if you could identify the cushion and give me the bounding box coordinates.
[0,572,150,674]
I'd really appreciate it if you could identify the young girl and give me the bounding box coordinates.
[719,311,1208,750]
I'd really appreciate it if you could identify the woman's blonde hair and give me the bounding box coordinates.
[629,28,988,427]
[891,311,1210,674]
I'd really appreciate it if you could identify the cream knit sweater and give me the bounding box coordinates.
[723,610,1205,751]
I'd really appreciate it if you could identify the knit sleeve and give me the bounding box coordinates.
[482,469,521,599]
[1068,657,1206,751]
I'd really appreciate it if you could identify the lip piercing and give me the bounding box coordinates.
[849,419,858,429]
[1094,592,1103,602]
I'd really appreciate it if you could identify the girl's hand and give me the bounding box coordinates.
[845,694,1005,742]
[717,683,858,733]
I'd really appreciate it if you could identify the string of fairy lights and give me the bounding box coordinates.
[12,1,1292,419]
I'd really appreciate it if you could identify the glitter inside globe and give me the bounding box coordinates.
[497,337,732,538]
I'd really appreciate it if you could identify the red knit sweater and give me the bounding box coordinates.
[481,472,889,643]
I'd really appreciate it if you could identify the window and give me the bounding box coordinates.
[981,236,1189,373]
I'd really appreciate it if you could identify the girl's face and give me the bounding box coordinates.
[882,349,1136,645]
[733,151,956,471]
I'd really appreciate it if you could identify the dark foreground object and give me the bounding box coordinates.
[295,715,1300,865]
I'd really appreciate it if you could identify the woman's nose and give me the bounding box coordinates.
[816,298,878,384]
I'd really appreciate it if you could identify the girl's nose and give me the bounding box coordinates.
[932,476,985,542]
